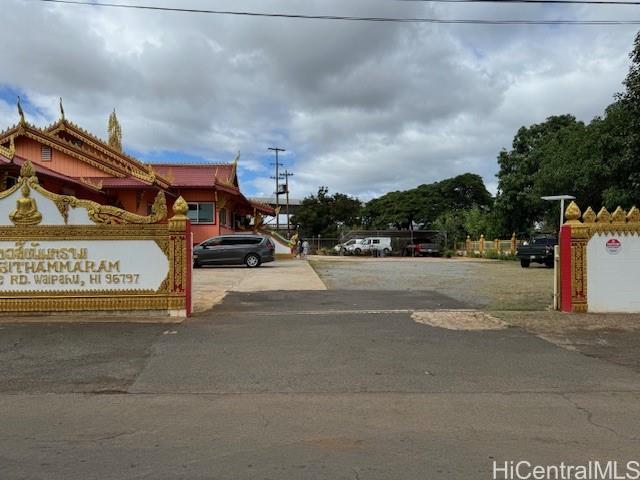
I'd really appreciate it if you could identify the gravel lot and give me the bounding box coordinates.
[309,256,554,311]
[310,256,640,372]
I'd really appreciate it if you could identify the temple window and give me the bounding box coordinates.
[187,202,215,224]
[41,146,52,161]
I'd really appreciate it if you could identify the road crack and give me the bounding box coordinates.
[561,394,638,440]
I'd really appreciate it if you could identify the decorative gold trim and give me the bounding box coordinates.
[582,207,596,224]
[0,163,189,315]
[24,165,167,225]
[564,201,581,224]
[564,202,640,313]
[596,207,611,223]
[0,135,15,159]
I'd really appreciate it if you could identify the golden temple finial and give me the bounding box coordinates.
[582,207,596,223]
[564,201,582,224]
[19,160,36,179]
[108,109,122,151]
[611,206,627,223]
[17,97,25,125]
[168,195,189,232]
[596,207,611,224]
[233,151,240,164]
[59,97,65,120]
[627,206,640,223]
[172,196,188,217]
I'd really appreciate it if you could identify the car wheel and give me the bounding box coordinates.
[193,259,202,268]
[354,248,362,255]
[245,253,261,268]
[383,248,390,255]
[520,259,530,268]
[545,259,554,268]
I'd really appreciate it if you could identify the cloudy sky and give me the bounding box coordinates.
[1,0,637,200]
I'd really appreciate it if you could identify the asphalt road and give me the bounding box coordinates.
[2,289,640,479]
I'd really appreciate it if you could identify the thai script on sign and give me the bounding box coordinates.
[0,241,88,260]
[0,241,140,289]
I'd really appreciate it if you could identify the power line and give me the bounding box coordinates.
[397,0,640,4]
[34,0,640,25]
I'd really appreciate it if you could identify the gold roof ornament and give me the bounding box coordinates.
[627,206,640,223]
[59,97,65,120]
[17,97,25,125]
[596,207,611,223]
[611,206,627,223]
[582,207,596,223]
[172,196,189,217]
[108,109,122,152]
[564,201,582,224]
[19,160,36,180]
[169,195,189,232]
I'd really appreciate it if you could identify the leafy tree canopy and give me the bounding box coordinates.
[361,173,492,229]
[291,187,362,238]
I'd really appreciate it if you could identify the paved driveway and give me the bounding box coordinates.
[192,259,325,313]
[2,281,640,479]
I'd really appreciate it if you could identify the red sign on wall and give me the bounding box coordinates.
[606,238,622,255]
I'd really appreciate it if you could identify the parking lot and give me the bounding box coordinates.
[309,255,554,311]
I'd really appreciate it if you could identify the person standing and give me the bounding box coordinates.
[302,240,310,259]
[297,240,303,259]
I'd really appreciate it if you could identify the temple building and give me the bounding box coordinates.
[0,100,273,244]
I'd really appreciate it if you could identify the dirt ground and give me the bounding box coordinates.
[309,256,553,311]
[310,256,640,372]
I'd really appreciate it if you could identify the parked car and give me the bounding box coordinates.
[515,234,557,268]
[354,237,392,256]
[334,238,364,254]
[193,234,275,268]
[404,240,442,257]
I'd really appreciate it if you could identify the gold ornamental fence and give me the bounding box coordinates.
[456,233,520,256]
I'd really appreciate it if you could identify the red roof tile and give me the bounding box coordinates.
[152,164,235,187]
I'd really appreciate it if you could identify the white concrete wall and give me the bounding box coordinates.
[587,233,640,313]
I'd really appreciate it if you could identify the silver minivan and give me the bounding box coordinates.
[193,235,275,268]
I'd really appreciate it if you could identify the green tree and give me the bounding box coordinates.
[361,173,492,229]
[291,187,362,238]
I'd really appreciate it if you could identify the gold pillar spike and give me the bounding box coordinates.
[564,201,582,224]
[627,206,640,223]
[596,207,611,223]
[611,206,627,223]
[582,207,596,223]
[169,196,189,232]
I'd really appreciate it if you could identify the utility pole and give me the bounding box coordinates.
[281,170,294,236]
[268,147,285,231]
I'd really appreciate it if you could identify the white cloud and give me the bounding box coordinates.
[0,0,636,200]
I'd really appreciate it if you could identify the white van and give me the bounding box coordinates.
[354,237,392,256]
[334,238,364,254]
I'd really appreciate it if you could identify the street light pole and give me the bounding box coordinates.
[541,194,576,312]
[269,147,285,232]
[541,195,576,231]
[282,170,294,236]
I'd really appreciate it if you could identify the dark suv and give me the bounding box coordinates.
[193,235,275,268]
